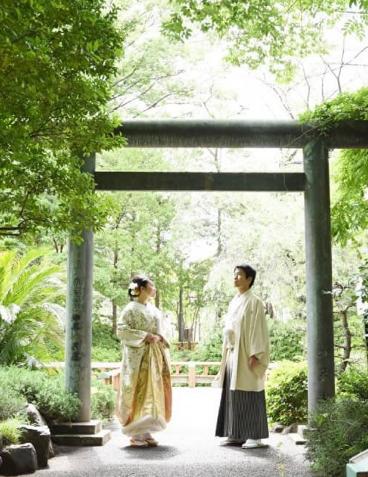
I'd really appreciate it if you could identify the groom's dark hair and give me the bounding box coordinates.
[234,264,256,288]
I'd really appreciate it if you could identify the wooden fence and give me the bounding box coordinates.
[44,361,222,390]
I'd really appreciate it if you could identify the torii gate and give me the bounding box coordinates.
[64,119,368,422]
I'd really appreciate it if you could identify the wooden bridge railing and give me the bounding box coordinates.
[44,361,222,389]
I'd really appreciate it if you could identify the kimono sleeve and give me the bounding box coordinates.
[248,299,269,361]
[117,308,147,347]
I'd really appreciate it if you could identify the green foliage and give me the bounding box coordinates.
[0,248,64,365]
[92,346,121,362]
[306,399,368,477]
[91,380,116,421]
[269,320,305,361]
[170,325,223,362]
[331,149,368,245]
[300,87,368,129]
[92,319,121,361]
[94,185,180,318]
[337,366,368,401]
[266,361,308,425]
[0,387,26,421]
[0,0,125,238]
[300,87,368,244]
[0,367,80,422]
[0,418,22,446]
[192,326,223,361]
[31,376,80,422]
[164,0,362,74]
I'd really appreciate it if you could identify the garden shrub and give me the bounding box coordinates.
[33,375,80,422]
[337,365,368,401]
[306,398,368,477]
[0,366,80,422]
[0,387,26,421]
[92,320,121,362]
[269,320,305,361]
[191,327,223,362]
[266,360,308,425]
[91,380,116,421]
[0,418,22,446]
[92,345,121,362]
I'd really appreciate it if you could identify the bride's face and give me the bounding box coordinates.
[141,280,156,299]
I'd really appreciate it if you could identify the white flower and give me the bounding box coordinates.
[128,282,139,290]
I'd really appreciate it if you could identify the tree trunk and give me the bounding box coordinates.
[191,308,200,342]
[339,309,352,373]
[363,311,368,367]
[112,300,117,336]
[155,224,161,308]
[112,244,119,335]
[178,286,184,342]
[155,289,160,308]
[217,208,222,256]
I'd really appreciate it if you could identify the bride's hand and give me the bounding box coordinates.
[145,333,161,343]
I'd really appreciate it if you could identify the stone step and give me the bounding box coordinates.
[50,420,102,435]
[51,429,111,447]
[297,425,308,439]
[288,432,306,445]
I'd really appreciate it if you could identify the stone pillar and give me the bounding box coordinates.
[303,140,335,416]
[65,154,95,422]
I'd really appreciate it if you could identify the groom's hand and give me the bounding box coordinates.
[249,355,258,368]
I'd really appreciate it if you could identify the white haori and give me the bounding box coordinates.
[214,289,270,392]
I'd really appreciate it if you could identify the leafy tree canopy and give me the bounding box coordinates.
[300,87,368,244]
[164,0,368,79]
[0,0,125,239]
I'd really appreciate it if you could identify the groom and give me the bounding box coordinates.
[215,264,270,449]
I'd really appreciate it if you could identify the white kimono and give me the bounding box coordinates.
[117,301,171,436]
[215,289,270,392]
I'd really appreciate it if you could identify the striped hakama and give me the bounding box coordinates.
[215,353,269,440]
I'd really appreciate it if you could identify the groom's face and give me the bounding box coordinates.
[233,268,252,291]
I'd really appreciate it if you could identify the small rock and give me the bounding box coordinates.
[19,425,51,468]
[282,423,298,434]
[0,443,37,475]
[25,403,55,458]
[271,423,285,433]
[25,404,48,427]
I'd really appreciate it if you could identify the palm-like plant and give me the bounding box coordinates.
[0,248,65,365]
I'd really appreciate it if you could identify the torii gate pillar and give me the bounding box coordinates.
[64,154,95,421]
[304,140,335,415]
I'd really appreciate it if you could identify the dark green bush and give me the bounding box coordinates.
[0,387,26,421]
[170,326,223,363]
[33,375,80,422]
[191,327,223,362]
[269,320,305,361]
[91,380,116,421]
[306,399,368,477]
[0,366,80,422]
[266,361,308,425]
[337,366,368,401]
[92,320,121,362]
[169,348,192,362]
